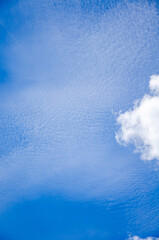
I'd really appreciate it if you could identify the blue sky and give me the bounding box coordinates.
[0,0,159,239]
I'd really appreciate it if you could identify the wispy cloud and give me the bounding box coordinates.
[116,75,159,161]
[128,236,159,240]
[0,0,159,208]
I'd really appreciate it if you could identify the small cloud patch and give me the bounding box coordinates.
[116,75,159,160]
[128,236,159,240]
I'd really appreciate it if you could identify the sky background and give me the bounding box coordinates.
[0,0,159,239]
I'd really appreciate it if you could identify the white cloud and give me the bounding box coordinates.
[116,75,159,160]
[149,75,159,94]
[128,236,159,240]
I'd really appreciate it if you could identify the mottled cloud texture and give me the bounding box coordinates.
[0,0,159,210]
[128,236,159,240]
[116,75,159,161]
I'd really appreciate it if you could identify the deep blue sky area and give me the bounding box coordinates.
[0,0,159,240]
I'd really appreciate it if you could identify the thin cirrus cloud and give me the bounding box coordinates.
[116,75,159,161]
[0,0,159,210]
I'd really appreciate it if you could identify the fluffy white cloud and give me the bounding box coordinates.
[128,236,159,240]
[116,75,159,160]
[149,75,159,94]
